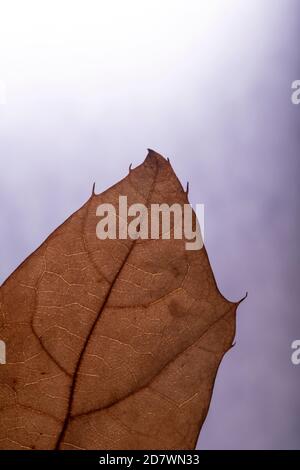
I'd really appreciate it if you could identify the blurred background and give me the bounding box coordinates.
[0,0,299,449]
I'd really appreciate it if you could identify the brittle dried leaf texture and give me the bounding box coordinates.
[0,150,240,450]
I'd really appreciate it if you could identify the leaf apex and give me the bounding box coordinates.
[145,148,167,162]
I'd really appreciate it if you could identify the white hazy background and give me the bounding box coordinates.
[0,0,300,448]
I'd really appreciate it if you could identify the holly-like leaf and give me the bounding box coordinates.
[0,150,242,450]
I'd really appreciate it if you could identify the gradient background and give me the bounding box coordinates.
[0,0,299,449]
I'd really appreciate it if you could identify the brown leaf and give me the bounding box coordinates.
[0,150,242,450]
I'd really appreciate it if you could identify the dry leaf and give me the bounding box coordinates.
[0,150,243,450]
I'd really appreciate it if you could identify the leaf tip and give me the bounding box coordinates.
[227,342,236,352]
[146,148,166,163]
[238,291,248,305]
[145,149,172,173]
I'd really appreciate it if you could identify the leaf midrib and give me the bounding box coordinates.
[54,161,159,449]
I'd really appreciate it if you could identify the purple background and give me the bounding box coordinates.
[0,1,299,449]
